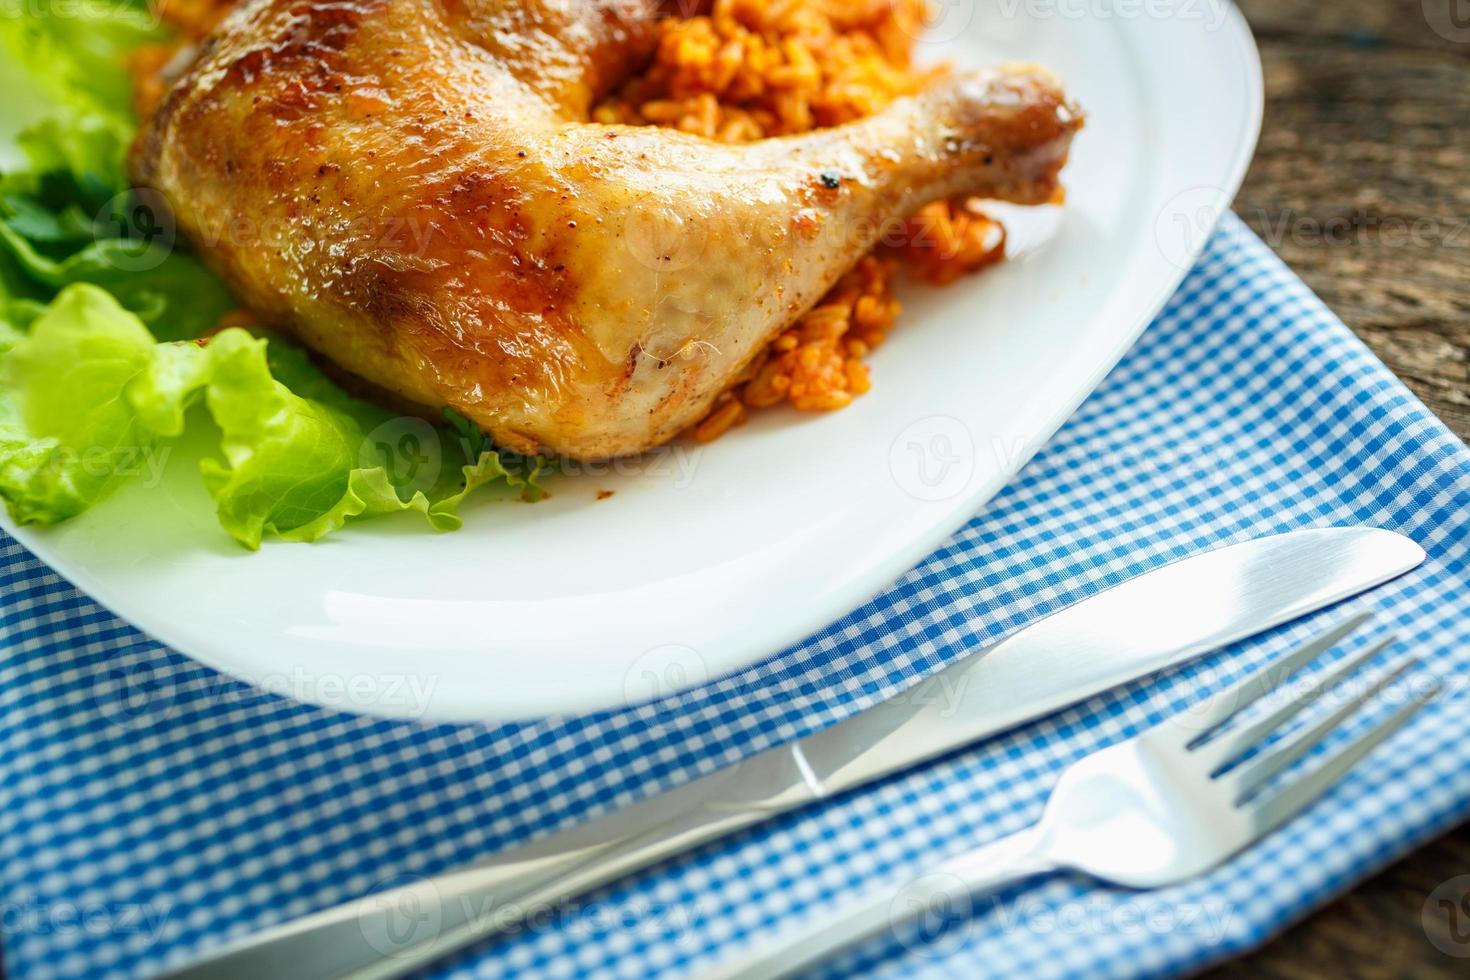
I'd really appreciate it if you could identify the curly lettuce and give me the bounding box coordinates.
[0,286,539,549]
[0,1,539,547]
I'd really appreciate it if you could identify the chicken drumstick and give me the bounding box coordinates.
[135,0,1083,459]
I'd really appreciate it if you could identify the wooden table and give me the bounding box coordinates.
[1204,1,1469,976]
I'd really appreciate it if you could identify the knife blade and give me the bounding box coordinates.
[162,526,1425,980]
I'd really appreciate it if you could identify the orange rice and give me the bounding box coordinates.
[135,0,1012,442]
[592,0,1009,440]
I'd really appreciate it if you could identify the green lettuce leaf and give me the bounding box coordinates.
[0,0,237,338]
[0,216,238,341]
[0,0,159,188]
[0,285,533,549]
[0,1,542,546]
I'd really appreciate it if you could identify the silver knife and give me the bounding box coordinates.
[159,526,1425,980]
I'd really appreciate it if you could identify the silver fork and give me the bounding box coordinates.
[702,612,1437,980]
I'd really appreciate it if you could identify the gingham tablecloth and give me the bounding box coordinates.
[3,214,1469,980]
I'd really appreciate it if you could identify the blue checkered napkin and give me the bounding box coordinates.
[3,213,1469,980]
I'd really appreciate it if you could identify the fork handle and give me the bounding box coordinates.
[698,825,1054,980]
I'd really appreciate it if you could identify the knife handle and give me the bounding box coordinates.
[157,745,822,980]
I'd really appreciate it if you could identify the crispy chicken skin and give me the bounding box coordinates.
[134,0,1082,459]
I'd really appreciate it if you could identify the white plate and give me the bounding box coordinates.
[2,0,1261,722]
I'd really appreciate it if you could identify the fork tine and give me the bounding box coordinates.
[1176,611,1374,740]
[1227,655,1413,802]
[1194,635,1398,773]
[1250,675,1439,834]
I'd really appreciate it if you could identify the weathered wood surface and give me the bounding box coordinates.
[1235,0,1470,438]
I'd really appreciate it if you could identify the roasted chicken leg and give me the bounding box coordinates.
[135,0,1082,459]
